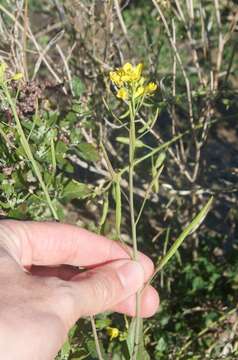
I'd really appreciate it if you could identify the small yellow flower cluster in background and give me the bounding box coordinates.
[0,62,23,84]
[106,327,120,341]
[109,62,157,101]
[11,72,23,81]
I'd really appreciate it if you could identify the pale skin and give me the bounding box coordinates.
[0,220,159,360]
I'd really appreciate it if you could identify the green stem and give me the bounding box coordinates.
[120,132,184,176]
[3,85,58,220]
[129,103,137,260]
[90,316,104,360]
[128,101,141,360]
[135,165,164,226]
[50,136,57,178]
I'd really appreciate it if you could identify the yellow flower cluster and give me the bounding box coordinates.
[110,63,143,88]
[109,62,157,101]
[11,72,23,81]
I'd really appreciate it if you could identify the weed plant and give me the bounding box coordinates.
[0,1,238,359]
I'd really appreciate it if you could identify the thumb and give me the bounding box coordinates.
[69,260,144,319]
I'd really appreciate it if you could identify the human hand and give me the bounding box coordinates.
[0,220,159,360]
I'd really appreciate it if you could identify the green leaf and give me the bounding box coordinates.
[155,152,166,169]
[72,101,82,113]
[95,318,111,330]
[72,77,85,97]
[68,324,78,340]
[155,337,167,352]
[126,318,136,357]
[126,318,150,360]
[191,276,206,292]
[16,144,28,158]
[64,111,77,123]
[153,197,213,277]
[60,339,71,357]
[77,142,99,162]
[55,141,68,163]
[61,180,91,200]
[8,203,28,219]
[116,137,146,148]
[64,162,74,173]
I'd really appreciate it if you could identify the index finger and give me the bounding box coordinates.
[0,220,154,278]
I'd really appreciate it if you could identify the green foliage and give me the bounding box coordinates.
[61,180,92,201]
[0,81,95,219]
[72,77,85,98]
[77,143,99,162]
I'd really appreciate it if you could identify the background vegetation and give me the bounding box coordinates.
[0,0,238,359]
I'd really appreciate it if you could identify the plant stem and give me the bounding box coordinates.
[90,316,104,360]
[128,101,141,360]
[129,103,137,260]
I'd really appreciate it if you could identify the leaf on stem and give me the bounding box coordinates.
[61,180,92,201]
[127,318,150,360]
[116,136,146,148]
[152,197,214,280]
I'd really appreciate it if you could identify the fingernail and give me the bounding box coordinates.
[118,261,144,289]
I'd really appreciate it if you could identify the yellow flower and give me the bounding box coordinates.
[106,327,120,341]
[134,63,143,80]
[122,63,133,73]
[122,62,143,82]
[110,62,144,87]
[135,86,145,98]
[145,82,157,94]
[121,73,132,82]
[117,87,128,100]
[11,72,23,81]
[109,71,123,87]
